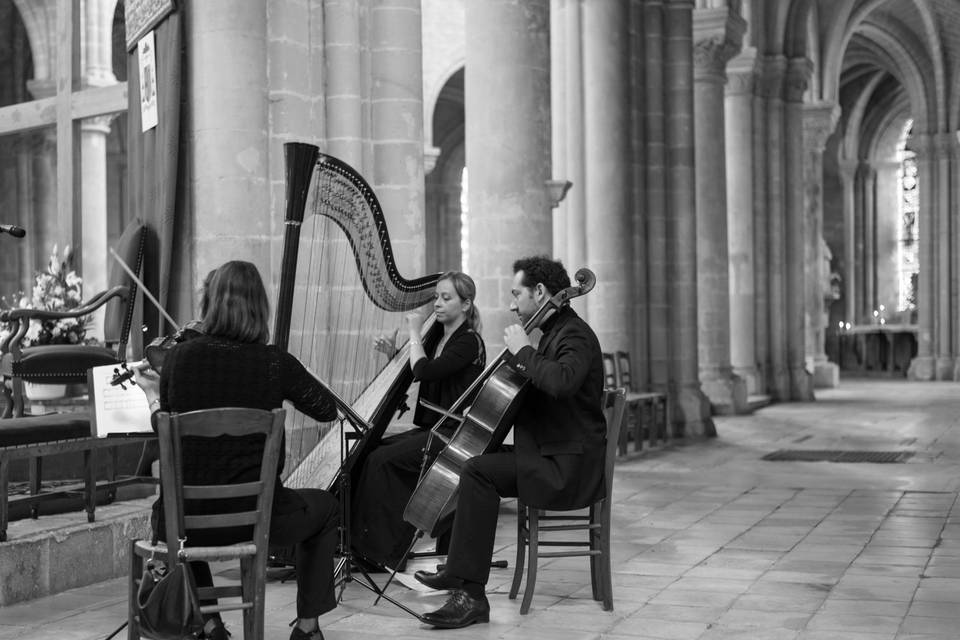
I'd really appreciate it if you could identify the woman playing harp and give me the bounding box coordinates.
[351,271,485,570]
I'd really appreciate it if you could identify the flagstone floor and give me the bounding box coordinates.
[2,378,959,639]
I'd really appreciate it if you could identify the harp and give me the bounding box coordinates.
[274,142,442,492]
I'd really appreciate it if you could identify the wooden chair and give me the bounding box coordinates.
[601,352,617,389]
[128,408,285,640]
[613,350,669,452]
[508,387,627,614]
[1,219,146,418]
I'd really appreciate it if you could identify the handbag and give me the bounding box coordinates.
[135,544,205,640]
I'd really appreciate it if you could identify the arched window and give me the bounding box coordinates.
[897,123,918,313]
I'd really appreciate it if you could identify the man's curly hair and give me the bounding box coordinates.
[512,256,571,296]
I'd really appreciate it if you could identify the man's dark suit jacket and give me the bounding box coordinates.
[505,304,607,511]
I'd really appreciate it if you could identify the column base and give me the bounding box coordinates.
[908,356,935,381]
[673,384,716,439]
[732,365,760,395]
[936,357,955,381]
[790,365,814,401]
[812,360,839,389]
[768,366,791,402]
[700,371,748,415]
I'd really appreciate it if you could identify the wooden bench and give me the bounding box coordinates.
[0,412,155,541]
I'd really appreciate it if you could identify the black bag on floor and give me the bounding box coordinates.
[136,556,205,640]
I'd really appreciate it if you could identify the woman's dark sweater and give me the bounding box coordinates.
[152,335,338,543]
[411,322,485,429]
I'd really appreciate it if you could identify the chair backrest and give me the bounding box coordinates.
[602,388,627,498]
[613,350,634,392]
[602,352,617,389]
[156,407,285,559]
[104,219,146,350]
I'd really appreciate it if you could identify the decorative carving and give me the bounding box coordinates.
[784,58,813,102]
[693,36,740,78]
[726,70,754,95]
[802,103,839,152]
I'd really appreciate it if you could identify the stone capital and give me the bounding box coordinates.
[802,102,839,152]
[692,7,746,80]
[756,55,787,99]
[725,49,757,95]
[785,57,813,103]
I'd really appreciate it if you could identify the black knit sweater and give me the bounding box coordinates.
[152,335,338,543]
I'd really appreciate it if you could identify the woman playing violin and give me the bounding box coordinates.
[351,271,486,570]
[134,260,338,640]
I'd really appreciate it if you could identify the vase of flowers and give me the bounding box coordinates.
[1,245,90,400]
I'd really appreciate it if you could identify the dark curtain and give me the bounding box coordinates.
[126,9,184,348]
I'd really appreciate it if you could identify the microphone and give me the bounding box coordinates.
[0,224,26,238]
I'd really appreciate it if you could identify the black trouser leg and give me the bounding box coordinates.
[443,452,517,586]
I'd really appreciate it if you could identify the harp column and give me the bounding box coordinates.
[464,0,552,350]
[185,0,270,280]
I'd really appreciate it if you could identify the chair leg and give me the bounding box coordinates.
[84,449,96,523]
[0,457,8,542]
[599,503,613,611]
[509,503,527,600]
[241,555,265,640]
[519,509,539,615]
[128,540,142,640]
[588,504,601,601]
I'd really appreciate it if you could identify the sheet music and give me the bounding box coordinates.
[88,364,154,437]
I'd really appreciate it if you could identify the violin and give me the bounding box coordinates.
[110,320,205,388]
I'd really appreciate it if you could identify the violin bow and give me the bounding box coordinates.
[108,247,181,332]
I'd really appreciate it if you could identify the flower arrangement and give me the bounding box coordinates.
[0,245,90,347]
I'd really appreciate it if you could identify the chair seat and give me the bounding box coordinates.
[1,345,119,383]
[0,412,92,446]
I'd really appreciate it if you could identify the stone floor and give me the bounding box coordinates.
[2,378,959,639]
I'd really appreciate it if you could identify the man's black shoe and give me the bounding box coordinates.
[413,569,463,591]
[421,589,490,629]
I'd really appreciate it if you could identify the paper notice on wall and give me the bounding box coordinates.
[88,364,154,437]
[138,31,159,132]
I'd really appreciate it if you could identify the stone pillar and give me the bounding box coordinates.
[643,1,671,398]
[802,102,839,388]
[839,158,858,327]
[465,0,552,352]
[80,116,111,339]
[692,7,746,414]
[76,0,118,339]
[550,0,586,272]
[665,0,714,437]
[371,1,425,277]
[756,55,790,400]
[873,158,902,311]
[908,133,937,380]
[725,52,758,393]
[186,0,270,282]
[324,0,364,166]
[933,133,955,379]
[861,164,877,319]
[583,0,631,349]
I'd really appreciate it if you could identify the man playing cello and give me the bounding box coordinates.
[414,256,607,628]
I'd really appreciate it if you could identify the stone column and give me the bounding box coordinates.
[324,0,364,166]
[861,164,877,319]
[79,116,111,339]
[643,0,671,398]
[756,55,789,400]
[465,0,552,352]
[186,0,270,282]
[665,0,714,437]
[802,102,839,388]
[692,8,746,414]
[583,0,631,350]
[838,158,858,327]
[909,133,936,379]
[550,0,586,271]
[76,0,118,339]
[933,133,955,379]
[371,1,425,277]
[725,51,758,393]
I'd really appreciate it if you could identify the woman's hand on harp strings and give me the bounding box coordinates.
[373,327,399,358]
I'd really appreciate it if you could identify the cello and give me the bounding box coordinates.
[402,267,596,537]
